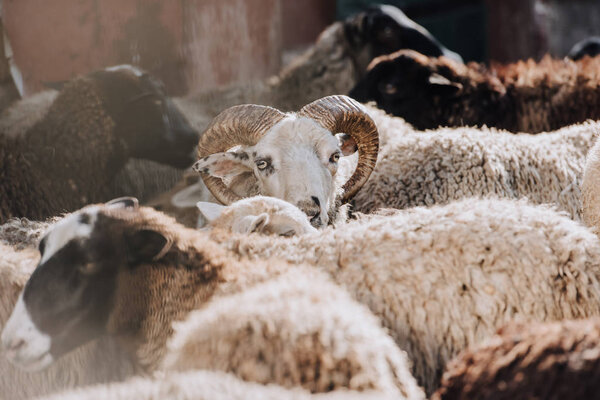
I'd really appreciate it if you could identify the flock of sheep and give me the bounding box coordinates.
[3,4,600,400]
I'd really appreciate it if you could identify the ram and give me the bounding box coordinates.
[191,95,379,228]
[0,199,423,399]
[350,49,600,132]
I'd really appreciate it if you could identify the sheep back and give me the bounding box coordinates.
[433,318,600,400]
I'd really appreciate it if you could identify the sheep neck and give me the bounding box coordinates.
[104,236,239,371]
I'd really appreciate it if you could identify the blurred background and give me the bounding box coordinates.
[0,0,599,98]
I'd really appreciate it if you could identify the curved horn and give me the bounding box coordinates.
[196,104,287,205]
[299,95,379,203]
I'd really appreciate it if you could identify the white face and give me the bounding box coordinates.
[1,294,53,371]
[1,209,99,371]
[193,116,357,227]
[197,196,318,236]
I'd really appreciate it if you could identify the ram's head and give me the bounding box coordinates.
[192,95,379,228]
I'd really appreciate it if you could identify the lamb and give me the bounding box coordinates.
[432,318,600,400]
[36,370,397,400]
[350,49,600,133]
[201,196,600,394]
[351,119,600,220]
[0,65,198,216]
[191,95,379,227]
[0,199,424,399]
[175,4,461,120]
[196,196,318,235]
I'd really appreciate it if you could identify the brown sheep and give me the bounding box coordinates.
[433,318,600,400]
[0,65,198,223]
[350,49,600,133]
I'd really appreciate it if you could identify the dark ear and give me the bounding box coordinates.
[107,197,139,209]
[338,133,358,156]
[125,229,171,264]
[349,74,376,102]
[42,80,68,91]
[428,73,462,96]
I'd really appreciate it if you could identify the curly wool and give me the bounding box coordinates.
[433,318,600,400]
[0,88,184,206]
[352,120,599,220]
[162,267,423,398]
[209,197,600,394]
[582,137,600,233]
[35,370,397,400]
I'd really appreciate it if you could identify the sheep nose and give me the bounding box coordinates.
[3,337,25,359]
[297,197,321,223]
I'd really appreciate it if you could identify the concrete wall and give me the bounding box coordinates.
[3,0,282,96]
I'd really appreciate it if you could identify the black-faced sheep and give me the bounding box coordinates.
[0,242,137,400]
[432,318,600,400]
[0,200,424,399]
[203,196,600,395]
[0,65,198,222]
[350,49,600,132]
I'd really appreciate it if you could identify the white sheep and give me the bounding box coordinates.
[196,195,317,235]
[582,136,600,233]
[202,196,600,394]
[1,200,424,399]
[35,370,397,400]
[352,116,600,220]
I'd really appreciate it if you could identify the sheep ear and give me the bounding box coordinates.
[125,229,171,264]
[338,134,358,156]
[428,73,462,94]
[107,197,139,209]
[171,182,206,208]
[248,213,269,233]
[196,202,225,223]
[192,152,253,179]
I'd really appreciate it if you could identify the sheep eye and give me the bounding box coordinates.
[382,83,397,95]
[256,160,269,170]
[329,152,341,163]
[279,230,296,237]
[78,262,98,275]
